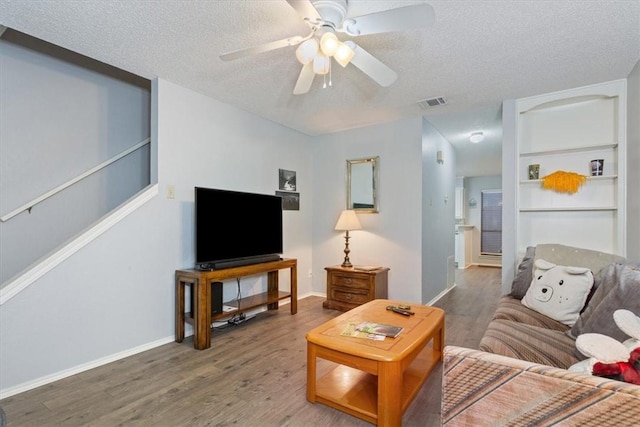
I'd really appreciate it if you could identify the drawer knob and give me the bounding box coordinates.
[345,293,352,300]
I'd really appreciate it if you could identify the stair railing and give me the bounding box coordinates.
[1,138,150,222]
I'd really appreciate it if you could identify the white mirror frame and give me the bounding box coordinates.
[347,156,379,213]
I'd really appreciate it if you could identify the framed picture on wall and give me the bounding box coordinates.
[276,191,299,211]
[279,169,297,191]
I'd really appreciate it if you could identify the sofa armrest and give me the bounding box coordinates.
[442,345,640,426]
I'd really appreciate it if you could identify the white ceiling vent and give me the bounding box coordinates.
[418,96,447,110]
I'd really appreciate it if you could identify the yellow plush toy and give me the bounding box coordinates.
[541,170,587,194]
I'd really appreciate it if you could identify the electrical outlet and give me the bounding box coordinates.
[167,184,175,199]
[308,269,313,278]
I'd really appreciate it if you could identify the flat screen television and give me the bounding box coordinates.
[195,187,283,270]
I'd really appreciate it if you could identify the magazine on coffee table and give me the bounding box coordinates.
[354,320,403,338]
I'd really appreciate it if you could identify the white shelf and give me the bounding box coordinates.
[519,206,617,212]
[519,143,617,158]
[519,94,618,113]
[519,175,618,184]
[514,80,626,258]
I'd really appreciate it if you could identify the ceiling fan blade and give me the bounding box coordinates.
[293,63,315,95]
[220,35,305,61]
[285,0,322,22]
[340,4,435,36]
[346,42,397,87]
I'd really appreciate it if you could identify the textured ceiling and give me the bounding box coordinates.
[1,0,638,176]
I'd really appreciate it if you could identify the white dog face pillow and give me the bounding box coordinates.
[522,259,594,326]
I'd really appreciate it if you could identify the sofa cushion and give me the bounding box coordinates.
[535,243,625,276]
[443,346,640,427]
[479,319,579,368]
[493,296,569,331]
[509,244,625,301]
[570,263,640,342]
[522,259,594,326]
[508,246,535,299]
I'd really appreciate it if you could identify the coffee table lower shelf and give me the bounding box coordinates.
[313,343,439,425]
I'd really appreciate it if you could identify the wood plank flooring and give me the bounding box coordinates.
[0,266,502,426]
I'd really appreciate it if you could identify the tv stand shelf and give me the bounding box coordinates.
[175,258,297,349]
[184,290,293,322]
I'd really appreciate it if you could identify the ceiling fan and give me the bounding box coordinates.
[220,0,435,95]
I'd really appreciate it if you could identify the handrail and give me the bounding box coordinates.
[0,184,158,304]
[0,138,150,222]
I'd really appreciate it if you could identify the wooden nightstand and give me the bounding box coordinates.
[323,266,390,312]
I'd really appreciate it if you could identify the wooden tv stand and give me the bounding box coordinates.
[175,258,297,350]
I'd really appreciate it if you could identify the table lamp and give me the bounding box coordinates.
[334,210,362,267]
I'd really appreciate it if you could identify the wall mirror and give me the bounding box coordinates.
[347,156,379,213]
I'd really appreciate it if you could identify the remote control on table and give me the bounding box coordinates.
[386,306,415,316]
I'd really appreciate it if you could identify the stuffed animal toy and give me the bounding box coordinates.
[522,259,594,326]
[570,309,640,385]
[614,309,640,351]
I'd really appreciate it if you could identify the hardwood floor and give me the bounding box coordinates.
[0,266,502,426]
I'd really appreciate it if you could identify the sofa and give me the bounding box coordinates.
[441,244,640,426]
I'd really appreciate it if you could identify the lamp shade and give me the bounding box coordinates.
[320,32,339,56]
[295,38,319,65]
[334,42,355,67]
[335,210,362,231]
[313,53,330,75]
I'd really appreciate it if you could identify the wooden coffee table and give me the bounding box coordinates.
[306,299,445,426]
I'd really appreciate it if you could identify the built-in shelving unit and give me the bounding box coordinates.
[515,80,627,257]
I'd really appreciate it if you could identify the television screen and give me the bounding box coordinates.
[195,187,283,270]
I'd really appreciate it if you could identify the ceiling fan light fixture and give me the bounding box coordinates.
[469,132,484,143]
[295,38,319,65]
[320,32,339,56]
[313,53,330,75]
[334,42,355,67]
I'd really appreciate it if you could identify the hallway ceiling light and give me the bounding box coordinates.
[469,132,484,143]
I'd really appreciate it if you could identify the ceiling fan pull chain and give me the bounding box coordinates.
[323,73,327,89]
[329,59,332,87]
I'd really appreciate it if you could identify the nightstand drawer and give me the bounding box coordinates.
[324,265,389,312]
[329,273,370,290]
[330,287,371,305]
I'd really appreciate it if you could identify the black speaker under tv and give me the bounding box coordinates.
[195,187,283,270]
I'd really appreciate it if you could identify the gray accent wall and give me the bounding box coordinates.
[0,30,151,284]
[421,120,457,303]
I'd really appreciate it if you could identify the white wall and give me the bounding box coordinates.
[421,120,457,303]
[501,99,518,294]
[627,59,640,261]
[0,78,314,393]
[311,118,423,304]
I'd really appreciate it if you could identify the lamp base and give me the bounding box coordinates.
[341,230,353,268]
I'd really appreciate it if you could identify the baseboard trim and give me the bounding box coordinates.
[0,293,317,398]
[471,262,502,268]
[0,334,173,399]
[426,283,456,306]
